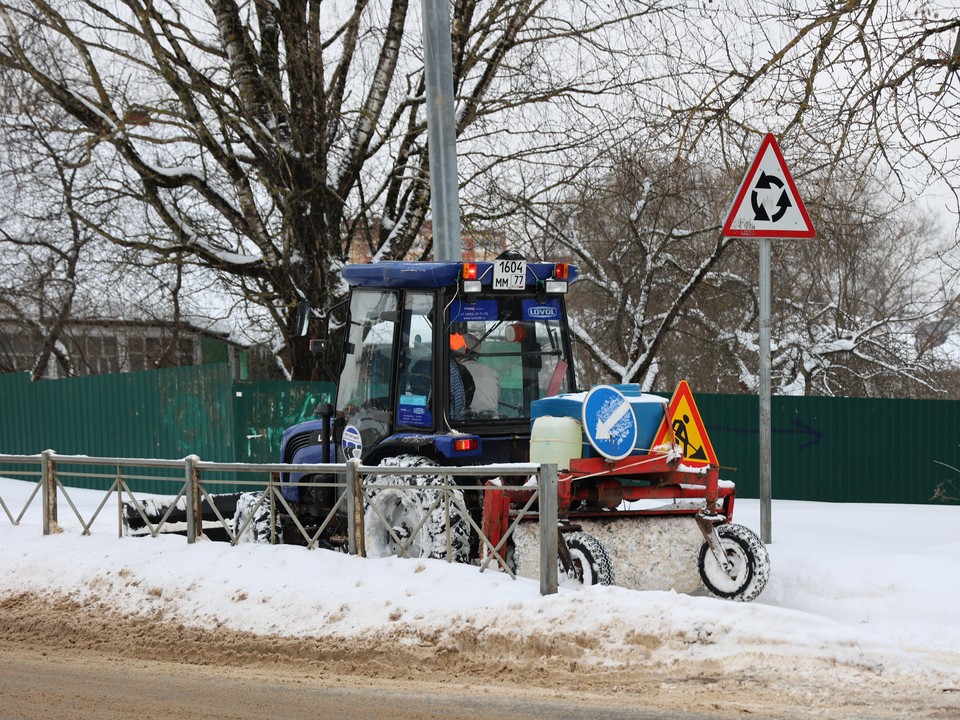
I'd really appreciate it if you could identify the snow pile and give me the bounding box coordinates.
[1,476,959,690]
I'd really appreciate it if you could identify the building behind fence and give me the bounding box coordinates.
[0,364,957,504]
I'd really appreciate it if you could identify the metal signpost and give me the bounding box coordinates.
[421,0,462,261]
[722,133,815,544]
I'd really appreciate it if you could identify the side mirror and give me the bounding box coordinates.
[297,301,328,355]
[295,300,312,337]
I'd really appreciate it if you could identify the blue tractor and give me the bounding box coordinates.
[272,254,579,559]
[123,252,769,599]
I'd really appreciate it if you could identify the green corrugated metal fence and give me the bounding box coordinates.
[0,365,333,493]
[0,364,234,460]
[233,380,334,463]
[0,367,956,503]
[696,393,960,505]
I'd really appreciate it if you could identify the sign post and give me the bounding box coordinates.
[723,133,815,544]
[758,237,772,543]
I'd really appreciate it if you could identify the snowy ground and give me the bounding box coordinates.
[1,476,959,713]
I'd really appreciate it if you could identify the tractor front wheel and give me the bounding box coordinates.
[363,455,471,562]
[231,491,281,544]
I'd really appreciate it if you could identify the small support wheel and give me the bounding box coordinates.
[563,532,615,586]
[697,523,770,602]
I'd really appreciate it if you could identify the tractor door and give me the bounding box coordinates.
[395,291,438,432]
[334,289,399,454]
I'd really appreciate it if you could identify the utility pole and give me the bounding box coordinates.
[421,0,462,261]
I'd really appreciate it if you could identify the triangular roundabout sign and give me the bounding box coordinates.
[723,133,815,239]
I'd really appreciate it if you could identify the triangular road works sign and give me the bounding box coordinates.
[723,133,815,239]
[651,380,718,467]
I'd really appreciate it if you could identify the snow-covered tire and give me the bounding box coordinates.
[563,532,615,586]
[363,456,471,562]
[697,523,769,602]
[231,491,280,544]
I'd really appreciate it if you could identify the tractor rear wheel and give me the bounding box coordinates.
[697,523,770,602]
[363,456,471,562]
[562,532,615,586]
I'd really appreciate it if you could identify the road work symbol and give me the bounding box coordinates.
[652,380,718,466]
[583,385,638,461]
[672,413,708,461]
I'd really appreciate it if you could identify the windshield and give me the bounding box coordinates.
[447,295,572,422]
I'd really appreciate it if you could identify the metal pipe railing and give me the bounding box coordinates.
[0,452,560,595]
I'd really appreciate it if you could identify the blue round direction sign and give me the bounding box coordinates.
[341,424,363,459]
[582,385,638,461]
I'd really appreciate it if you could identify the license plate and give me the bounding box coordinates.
[493,259,527,290]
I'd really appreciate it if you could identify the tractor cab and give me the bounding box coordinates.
[285,255,578,468]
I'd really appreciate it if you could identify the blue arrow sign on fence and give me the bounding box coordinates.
[582,385,638,460]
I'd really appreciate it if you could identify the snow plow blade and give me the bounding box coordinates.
[481,443,771,601]
[511,517,705,593]
[510,515,770,602]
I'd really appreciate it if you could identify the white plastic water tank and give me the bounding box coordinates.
[529,415,583,471]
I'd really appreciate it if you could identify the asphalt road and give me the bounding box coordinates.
[0,644,743,720]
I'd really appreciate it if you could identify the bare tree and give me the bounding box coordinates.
[666,2,960,218]
[516,148,949,398]
[0,80,90,379]
[0,62,230,378]
[504,151,743,389]
[0,0,674,378]
[1,0,957,386]
[766,177,947,397]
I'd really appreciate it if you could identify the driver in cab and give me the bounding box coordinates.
[450,332,500,418]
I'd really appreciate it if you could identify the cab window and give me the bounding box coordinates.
[447,295,572,421]
[396,292,435,429]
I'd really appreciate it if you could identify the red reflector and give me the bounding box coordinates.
[554,263,569,280]
[463,263,478,280]
[454,438,479,452]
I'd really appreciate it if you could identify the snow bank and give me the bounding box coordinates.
[1,477,958,690]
